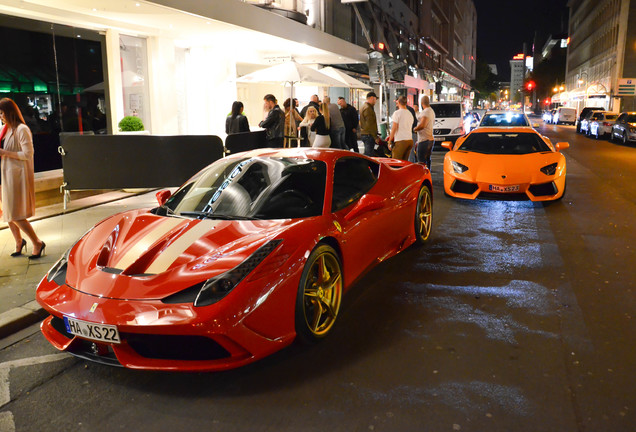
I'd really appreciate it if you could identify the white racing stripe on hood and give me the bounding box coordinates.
[145,219,222,274]
[113,218,184,270]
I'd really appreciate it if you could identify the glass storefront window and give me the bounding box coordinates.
[0,16,108,172]
[119,35,151,132]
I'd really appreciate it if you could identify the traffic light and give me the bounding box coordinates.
[525,80,536,92]
[374,42,388,54]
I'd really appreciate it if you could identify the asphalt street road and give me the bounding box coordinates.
[1,122,634,432]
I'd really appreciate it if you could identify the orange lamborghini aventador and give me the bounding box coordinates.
[442,127,569,201]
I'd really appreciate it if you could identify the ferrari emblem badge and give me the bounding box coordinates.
[333,221,342,232]
[89,303,98,313]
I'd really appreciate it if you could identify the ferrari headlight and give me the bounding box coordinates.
[47,250,70,286]
[451,161,469,174]
[540,163,558,176]
[194,239,283,307]
[46,227,94,286]
[162,239,283,307]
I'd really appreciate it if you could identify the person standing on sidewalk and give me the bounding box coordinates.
[259,94,285,148]
[387,96,414,161]
[310,103,331,148]
[360,91,379,156]
[0,98,45,258]
[413,95,436,169]
[338,96,359,152]
[324,96,345,149]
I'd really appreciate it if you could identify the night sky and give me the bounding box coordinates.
[473,0,570,79]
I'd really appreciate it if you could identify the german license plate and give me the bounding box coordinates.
[64,316,121,344]
[489,184,520,193]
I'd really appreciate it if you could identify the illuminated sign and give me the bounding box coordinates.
[512,53,524,60]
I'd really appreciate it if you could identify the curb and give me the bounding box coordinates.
[0,301,47,340]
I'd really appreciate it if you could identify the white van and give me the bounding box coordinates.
[553,107,576,125]
[430,102,466,144]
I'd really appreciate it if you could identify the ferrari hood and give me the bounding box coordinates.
[65,210,292,299]
[449,151,563,184]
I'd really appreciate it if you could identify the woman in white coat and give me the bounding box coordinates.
[0,98,45,258]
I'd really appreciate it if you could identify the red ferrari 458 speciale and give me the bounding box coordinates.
[37,148,433,371]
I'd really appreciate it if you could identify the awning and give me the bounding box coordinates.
[319,67,373,89]
[0,0,367,66]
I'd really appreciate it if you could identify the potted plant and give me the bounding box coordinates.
[118,116,148,134]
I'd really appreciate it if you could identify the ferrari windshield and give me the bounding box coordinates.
[161,157,326,219]
[480,112,529,126]
[458,132,552,154]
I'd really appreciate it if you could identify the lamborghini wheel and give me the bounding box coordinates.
[295,244,342,343]
[414,184,433,244]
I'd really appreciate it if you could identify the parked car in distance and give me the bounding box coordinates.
[588,112,619,139]
[610,112,636,145]
[553,107,576,125]
[430,101,466,145]
[579,110,600,135]
[576,107,604,133]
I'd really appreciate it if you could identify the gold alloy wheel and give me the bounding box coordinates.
[415,185,432,243]
[301,250,342,338]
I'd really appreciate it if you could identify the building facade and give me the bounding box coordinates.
[0,0,476,150]
[566,0,636,111]
[510,58,525,104]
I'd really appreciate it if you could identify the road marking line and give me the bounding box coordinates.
[0,353,71,370]
[0,352,72,431]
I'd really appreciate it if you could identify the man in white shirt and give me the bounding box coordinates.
[387,96,414,161]
[413,95,436,168]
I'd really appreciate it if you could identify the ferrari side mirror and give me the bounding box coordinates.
[156,189,172,206]
[441,141,453,150]
[555,142,570,152]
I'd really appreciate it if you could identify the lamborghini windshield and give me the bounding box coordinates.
[159,157,326,219]
[458,132,552,154]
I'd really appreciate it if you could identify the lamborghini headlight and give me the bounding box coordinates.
[540,163,558,176]
[451,161,469,174]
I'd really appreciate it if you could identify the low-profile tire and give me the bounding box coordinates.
[557,180,567,201]
[295,244,342,344]
[414,184,433,244]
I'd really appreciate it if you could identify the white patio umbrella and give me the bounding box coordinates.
[318,66,373,90]
[237,61,345,140]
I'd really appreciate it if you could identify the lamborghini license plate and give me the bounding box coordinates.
[489,184,520,193]
[63,316,121,344]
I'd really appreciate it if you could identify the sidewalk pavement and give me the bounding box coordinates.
[0,189,161,339]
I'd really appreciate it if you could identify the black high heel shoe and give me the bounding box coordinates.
[29,241,46,259]
[11,239,27,257]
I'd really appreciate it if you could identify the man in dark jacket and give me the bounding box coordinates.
[338,97,359,152]
[259,94,285,148]
[300,94,320,118]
